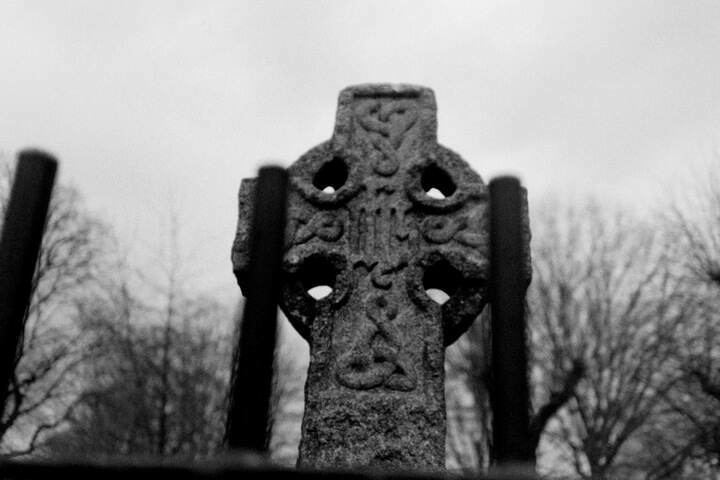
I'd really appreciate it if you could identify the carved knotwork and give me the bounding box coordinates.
[355,98,419,176]
[336,293,416,392]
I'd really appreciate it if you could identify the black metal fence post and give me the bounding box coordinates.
[488,176,533,472]
[0,150,57,417]
[225,166,288,453]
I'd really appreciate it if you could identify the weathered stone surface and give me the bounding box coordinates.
[232,84,503,471]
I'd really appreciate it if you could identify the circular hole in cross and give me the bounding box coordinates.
[421,164,456,199]
[313,156,348,194]
[425,288,450,305]
[298,255,337,301]
[308,285,332,300]
[425,188,445,199]
[423,258,461,305]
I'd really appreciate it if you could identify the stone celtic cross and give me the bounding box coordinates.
[232,84,494,470]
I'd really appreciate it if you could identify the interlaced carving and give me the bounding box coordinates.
[336,293,415,391]
[355,98,419,176]
[290,211,345,246]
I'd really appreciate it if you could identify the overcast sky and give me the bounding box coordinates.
[1,1,719,300]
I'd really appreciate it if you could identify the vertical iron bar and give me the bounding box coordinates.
[489,176,532,467]
[226,166,288,452]
[0,150,57,416]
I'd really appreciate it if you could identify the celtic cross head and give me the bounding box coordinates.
[232,84,496,470]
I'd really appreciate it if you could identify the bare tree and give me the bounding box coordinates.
[445,314,492,473]
[0,153,111,455]
[266,321,307,467]
[635,164,720,478]
[530,201,687,480]
[41,217,232,459]
[43,277,230,458]
[667,163,720,288]
[446,234,582,474]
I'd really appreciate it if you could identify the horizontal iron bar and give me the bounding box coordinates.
[0,457,536,480]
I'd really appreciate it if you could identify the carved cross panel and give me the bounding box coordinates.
[232,84,494,471]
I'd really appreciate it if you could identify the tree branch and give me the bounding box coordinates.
[529,359,585,450]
